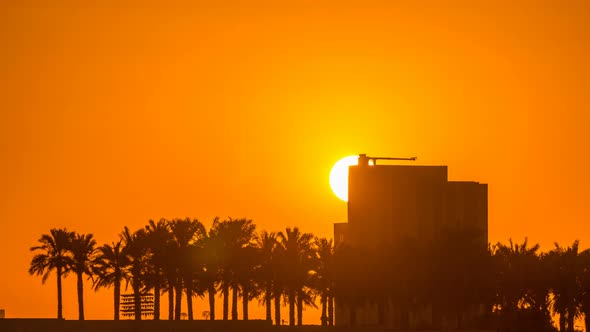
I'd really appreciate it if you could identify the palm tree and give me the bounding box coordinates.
[68,232,97,320]
[579,249,590,332]
[210,218,234,321]
[255,231,277,323]
[200,227,221,320]
[212,217,231,322]
[120,226,149,320]
[313,237,334,326]
[277,227,315,326]
[209,218,257,321]
[273,243,286,326]
[493,238,541,310]
[296,287,316,325]
[29,228,74,320]
[169,218,207,320]
[92,240,129,320]
[547,240,584,332]
[163,253,178,321]
[145,219,179,321]
[144,218,173,320]
[492,238,553,331]
[236,244,259,320]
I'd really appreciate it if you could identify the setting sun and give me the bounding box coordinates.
[2,2,590,329]
[330,155,371,202]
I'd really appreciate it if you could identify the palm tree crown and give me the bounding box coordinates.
[92,240,129,320]
[68,232,97,320]
[277,227,315,326]
[29,228,74,320]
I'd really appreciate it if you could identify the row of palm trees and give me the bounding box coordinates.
[29,220,590,331]
[490,238,590,332]
[330,230,590,332]
[29,218,335,326]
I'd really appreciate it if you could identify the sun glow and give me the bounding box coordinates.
[329,155,371,202]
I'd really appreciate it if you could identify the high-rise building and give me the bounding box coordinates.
[334,154,488,329]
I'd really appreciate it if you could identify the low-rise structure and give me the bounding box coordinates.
[335,155,488,329]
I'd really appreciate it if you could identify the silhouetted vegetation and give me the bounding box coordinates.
[28,221,590,331]
[333,233,587,332]
[29,219,333,326]
[29,228,74,320]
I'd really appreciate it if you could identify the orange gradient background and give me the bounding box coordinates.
[1,0,590,323]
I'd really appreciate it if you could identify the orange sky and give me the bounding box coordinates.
[1,0,590,323]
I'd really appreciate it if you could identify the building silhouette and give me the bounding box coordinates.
[334,154,488,329]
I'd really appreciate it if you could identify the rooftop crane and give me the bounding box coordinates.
[358,153,417,166]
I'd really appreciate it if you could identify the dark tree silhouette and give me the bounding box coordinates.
[68,232,97,320]
[255,231,277,323]
[29,228,74,320]
[92,240,129,320]
[200,226,221,320]
[144,219,173,320]
[273,241,286,326]
[313,237,334,327]
[169,218,207,320]
[277,227,315,326]
[546,240,585,332]
[120,226,149,320]
[579,249,590,332]
[32,218,590,329]
[210,218,257,321]
[491,238,555,332]
[235,244,258,320]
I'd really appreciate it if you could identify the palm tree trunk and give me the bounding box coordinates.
[289,290,295,326]
[274,292,281,326]
[265,285,272,322]
[328,295,334,326]
[77,272,84,320]
[223,284,229,320]
[186,277,193,320]
[114,279,120,320]
[297,290,303,326]
[242,286,249,320]
[232,286,239,320]
[153,284,160,320]
[208,285,216,320]
[585,313,590,332]
[321,294,327,326]
[560,311,566,332]
[175,280,182,320]
[133,277,141,321]
[167,283,174,320]
[57,267,63,320]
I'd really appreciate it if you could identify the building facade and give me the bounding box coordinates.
[334,155,488,329]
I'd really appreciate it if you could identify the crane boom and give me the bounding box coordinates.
[358,154,417,166]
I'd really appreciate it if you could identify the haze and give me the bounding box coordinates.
[1,0,589,322]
